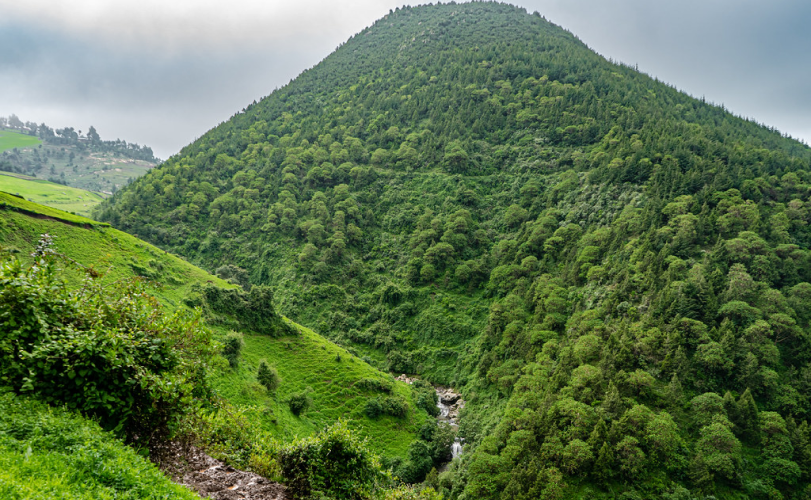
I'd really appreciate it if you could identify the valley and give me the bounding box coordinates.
[3,2,811,500]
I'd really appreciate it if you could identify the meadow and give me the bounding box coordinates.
[0,128,40,152]
[0,392,200,500]
[0,171,105,216]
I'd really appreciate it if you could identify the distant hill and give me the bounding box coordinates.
[0,119,158,195]
[94,2,811,498]
[0,171,105,216]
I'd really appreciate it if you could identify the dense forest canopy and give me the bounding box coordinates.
[95,2,811,498]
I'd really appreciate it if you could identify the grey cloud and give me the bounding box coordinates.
[1,0,809,159]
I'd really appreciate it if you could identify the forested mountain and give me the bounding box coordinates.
[95,2,811,498]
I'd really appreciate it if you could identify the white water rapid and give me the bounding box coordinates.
[435,388,465,459]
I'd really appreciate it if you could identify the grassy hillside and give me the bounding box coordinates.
[93,2,811,498]
[0,128,40,152]
[0,172,105,215]
[0,391,200,500]
[214,322,427,455]
[0,194,430,461]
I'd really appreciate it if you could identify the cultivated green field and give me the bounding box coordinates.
[0,128,40,152]
[0,172,105,216]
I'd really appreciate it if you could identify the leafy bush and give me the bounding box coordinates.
[412,380,440,417]
[196,282,293,337]
[364,396,409,419]
[288,388,313,416]
[277,421,391,499]
[222,331,244,369]
[381,396,409,418]
[365,397,383,418]
[0,243,215,441]
[257,360,281,392]
[356,377,394,393]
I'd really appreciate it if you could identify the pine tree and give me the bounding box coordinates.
[737,388,760,443]
[593,441,615,482]
[602,381,624,419]
[666,373,684,409]
[723,391,741,431]
[588,419,609,450]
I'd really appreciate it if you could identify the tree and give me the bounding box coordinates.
[692,415,742,483]
[87,125,101,143]
[257,360,281,392]
[221,331,244,368]
[443,141,469,173]
[737,388,760,443]
[8,113,23,129]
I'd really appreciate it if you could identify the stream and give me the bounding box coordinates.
[395,375,466,461]
[435,387,465,459]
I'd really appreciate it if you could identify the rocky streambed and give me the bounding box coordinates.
[395,375,467,460]
[435,387,465,459]
[157,443,286,500]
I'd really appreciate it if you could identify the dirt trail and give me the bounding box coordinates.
[158,443,286,500]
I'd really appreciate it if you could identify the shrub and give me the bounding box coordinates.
[198,282,293,336]
[277,421,390,499]
[222,331,244,369]
[257,360,281,392]
[288,388,313,416]
[365,397,383,418]
[381,396,409,418]
[0,245,215,442]
[356,377,393,393]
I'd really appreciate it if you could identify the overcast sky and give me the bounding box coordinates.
[1,0,809,160]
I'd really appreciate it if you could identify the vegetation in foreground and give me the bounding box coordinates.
[93,2,811,498]
[0,233,445,499]
[0,391,201,500]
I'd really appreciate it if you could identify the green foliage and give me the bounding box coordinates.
[0,243,215,441]
[412,380,440,417]
[222,330,244,368]
[0,391,200,499]
[88,2,811,498]
[288,388,313,416]
[197,282,293,336]
[257,360,281,392]
[0,198,432,477]
[277,421,391,499]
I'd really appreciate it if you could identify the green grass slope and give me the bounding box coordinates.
[215,322,426,455]
[0,391,200,500]
[0,196,429,461]
[0,172,105,216]
[0,129,40,152]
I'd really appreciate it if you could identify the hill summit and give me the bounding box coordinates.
[96,2,811,498]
